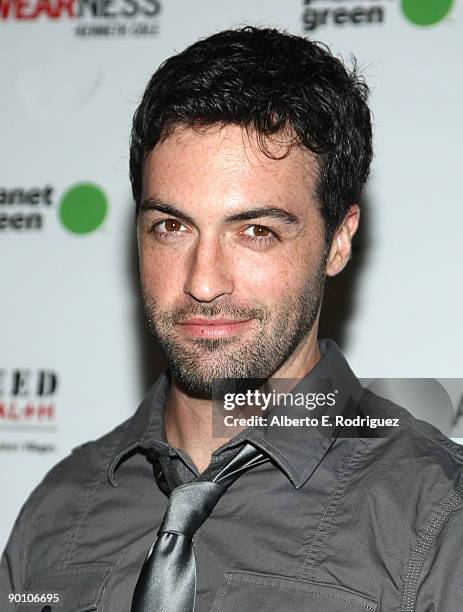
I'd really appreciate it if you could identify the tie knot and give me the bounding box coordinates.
[160,481,225,538]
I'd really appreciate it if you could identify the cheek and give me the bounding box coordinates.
[232,233,324,303]
[232,250,298,301]
[138,242,186,300]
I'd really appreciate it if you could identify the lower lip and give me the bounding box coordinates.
[178,319,256,338]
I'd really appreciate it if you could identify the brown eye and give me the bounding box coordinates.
[152,219,188,240]
[241,224,277,248]
[243,224,274,239]
[165,219,182,232]
[252,225,271,237]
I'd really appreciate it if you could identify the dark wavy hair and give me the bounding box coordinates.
[129,26,373,244]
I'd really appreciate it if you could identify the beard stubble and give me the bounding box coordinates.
[143,256,326,398]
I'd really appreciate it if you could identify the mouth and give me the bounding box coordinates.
[177,317,256,339]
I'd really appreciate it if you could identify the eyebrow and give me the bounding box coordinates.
[225,207,300,225]
[140,198,301,226]
[140,199,196,225]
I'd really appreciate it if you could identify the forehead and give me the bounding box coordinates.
[142,124,319,219]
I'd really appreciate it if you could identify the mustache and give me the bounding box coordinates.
[161,303,267,325]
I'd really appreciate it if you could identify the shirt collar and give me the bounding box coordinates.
[107,372,172,486]
[211,339,364,488]
[107,339,363,489]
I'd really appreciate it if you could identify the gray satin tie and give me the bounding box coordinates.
[131,443,268,612]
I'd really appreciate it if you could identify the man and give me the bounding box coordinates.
[1,26,462,612]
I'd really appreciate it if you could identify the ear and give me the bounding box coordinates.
[325,205,360,277]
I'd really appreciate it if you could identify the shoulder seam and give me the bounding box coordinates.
[400,487,463,612]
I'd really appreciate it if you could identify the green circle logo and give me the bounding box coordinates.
[59,183,108,234]
[401,0,453,26]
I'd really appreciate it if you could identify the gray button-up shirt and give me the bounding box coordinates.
[2,339,463,611]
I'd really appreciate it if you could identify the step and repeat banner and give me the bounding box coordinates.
[1,0,462,551]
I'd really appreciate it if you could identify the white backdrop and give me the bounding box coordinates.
[1,0,462,552]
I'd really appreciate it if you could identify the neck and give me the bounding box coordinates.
[164,329,321,473]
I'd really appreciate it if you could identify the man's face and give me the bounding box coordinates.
[138,124,327,397]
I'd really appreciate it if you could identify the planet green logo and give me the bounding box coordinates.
[401,0,453,26]
[59,183,108,234]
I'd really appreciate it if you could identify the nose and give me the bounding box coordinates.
[183,234,233,303]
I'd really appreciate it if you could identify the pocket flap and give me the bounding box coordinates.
[17,563,112,612]
[212,571,378,611]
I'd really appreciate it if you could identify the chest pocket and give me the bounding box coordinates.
[16,563,112,612]
[211,571,378,612]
